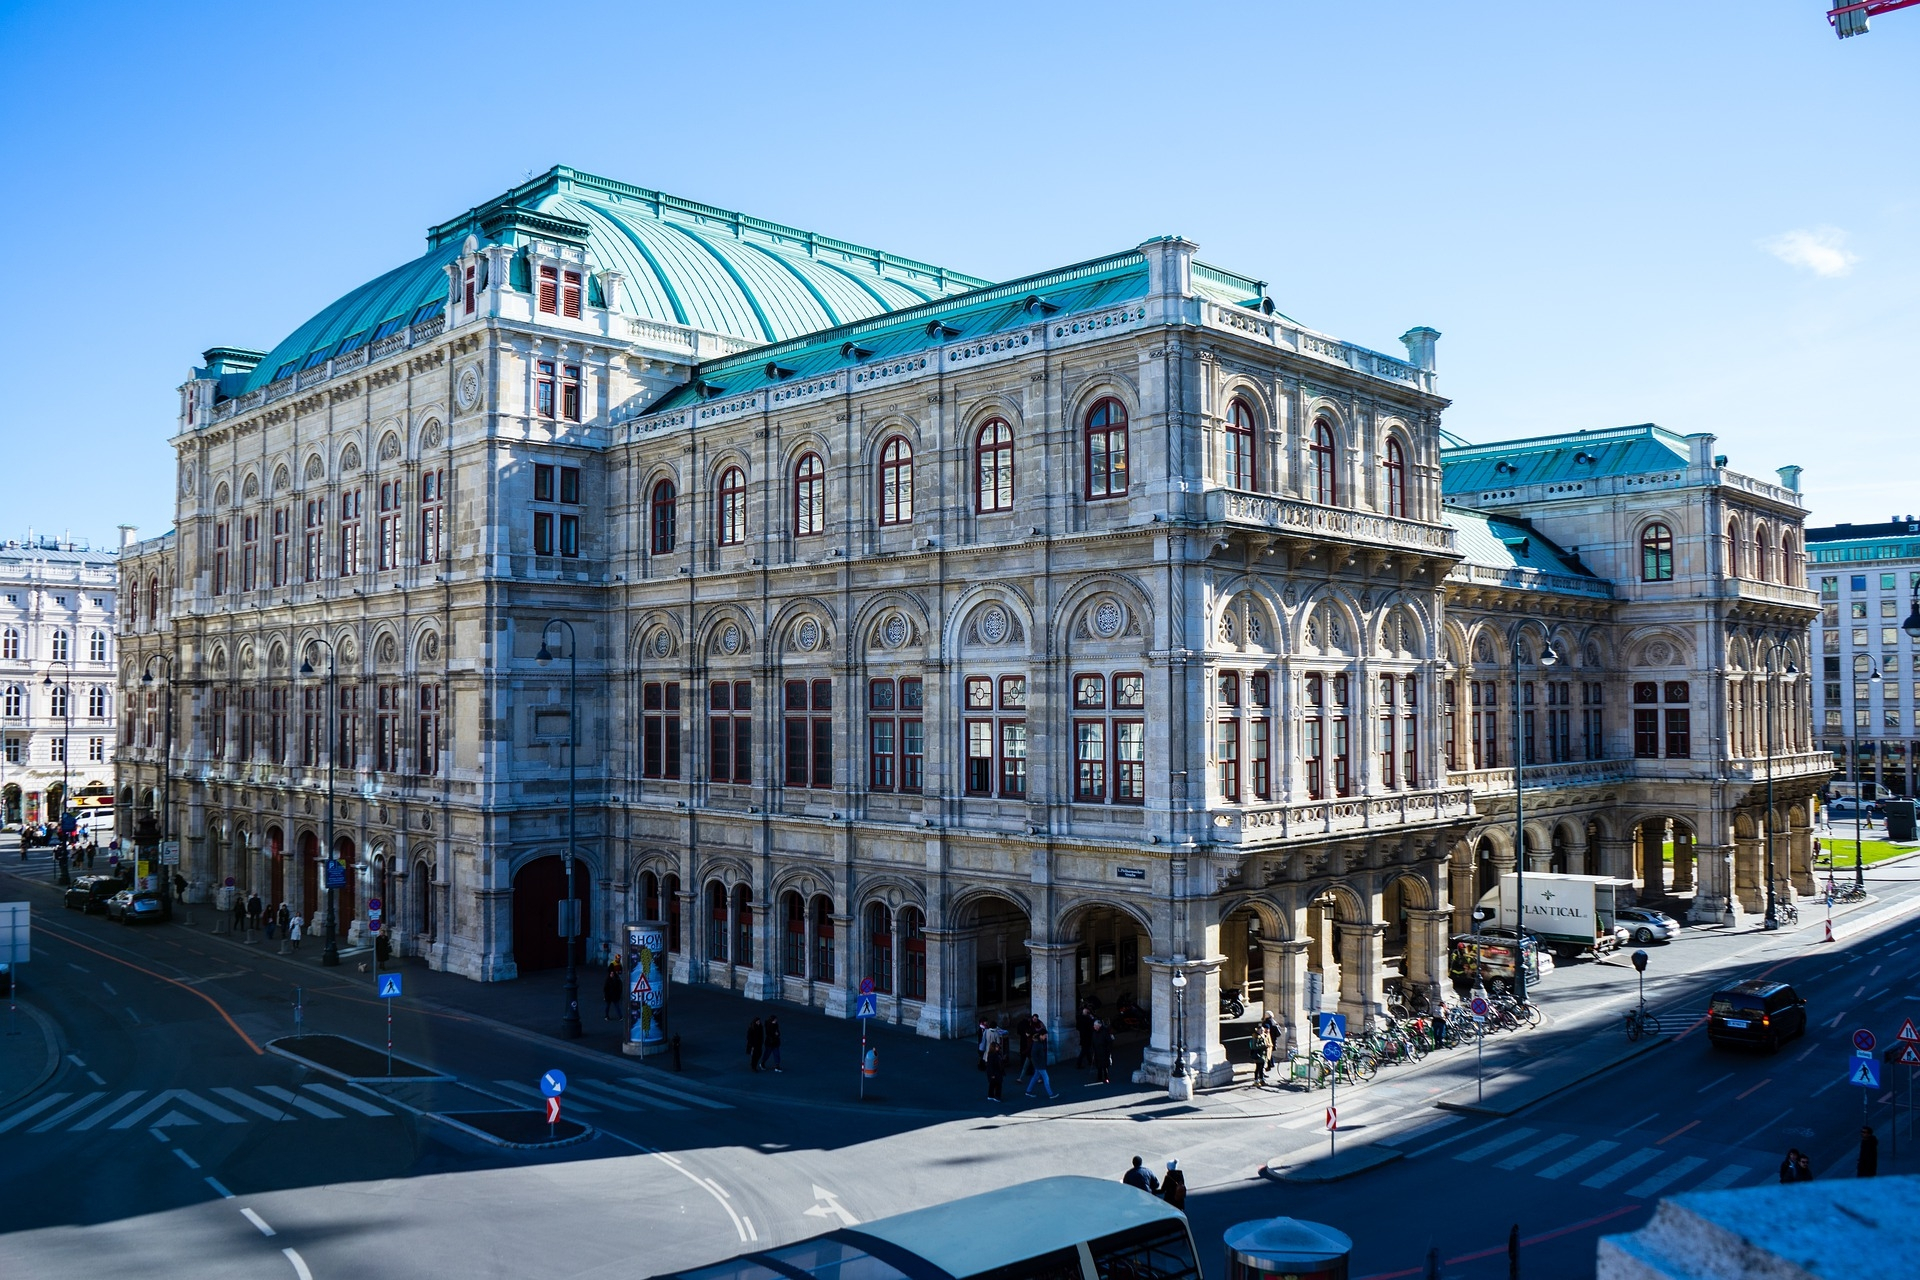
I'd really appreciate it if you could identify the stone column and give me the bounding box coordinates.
[1688,842,1737,924]
[1029,941,1079,1057]
[1134,956,1182,1086]
[822,911,854,1017]
[1337,922,1388,1029]
[1595,837,1636,888]
[1563,826,1591,877]
[1671,830,1695,894]
[1404,908,1452,1009]
[1788,814,1815,897]
[1269,939,1309,1060]
[916,927,960,1038]
[1448,845,1477,934]
[1641,821,1667,900]
[1733,834,1764,915]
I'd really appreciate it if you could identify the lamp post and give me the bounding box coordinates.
[140,656,178,918]
[536,619,584,1040]
[1845,661,1880,895]
[1510,634,1557,1005]
[299,641,341,967]
[1169,966,1189,1093]
[42,661,73,887]
[1760,638,1800,930]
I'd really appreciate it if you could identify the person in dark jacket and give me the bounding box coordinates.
[1121,1156,1158,1194]
[1858,1125,1879,1177]
[1794,1152,1814,1181]
[277,902,292,936]
[763,1016,783,1072]
[1076,1002,1096,1068]
[1779,1148,1801,1183]
[1091,1019,1115,1084]
[602,968,622,1020]
[1158,1161,1186,1209]
[746,1017,765,1072]
[985,1037,1008,1102]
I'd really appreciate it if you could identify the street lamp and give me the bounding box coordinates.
[1510,634,1558,1005]
[299,641,341,967]
[1760,638,1799,930]
[140,656,178,918]
[1169,966,1189,1088]
[42,661,73,887]
[536,619,584,1040]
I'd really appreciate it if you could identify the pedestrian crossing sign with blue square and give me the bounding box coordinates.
[855,992,878,1018]
[377,973,402,999]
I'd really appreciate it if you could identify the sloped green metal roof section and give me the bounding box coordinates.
[649,250,1152,413]
[1440,424,1689,497]
[236,166,988,394]
[1444,505,1611,597]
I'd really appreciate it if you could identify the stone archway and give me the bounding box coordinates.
[512,855,592,973]
[953,892,1033,1030]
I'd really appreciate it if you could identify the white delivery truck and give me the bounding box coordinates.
[1486,872,1631,959]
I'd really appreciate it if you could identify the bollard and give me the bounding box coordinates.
[670,1033,682,1072]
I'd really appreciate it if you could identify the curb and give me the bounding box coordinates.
[0,998,64,1113]
[1433,1033,1669,1117]
[1259,1143,1405,1183]
[432,1110,595,1150]
[266,1034,453,1083]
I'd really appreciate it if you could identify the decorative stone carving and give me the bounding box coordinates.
[795,619,820,652]
[720,623,743,655]
[980,605,1009,645]
[1092,599,1124,639]
[422,418,444,450]
[456,365,481,412]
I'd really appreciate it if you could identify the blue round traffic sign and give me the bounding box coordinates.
[1322,1041,1342,1063]
[1470,996,1490,1018]
[540,1069,568,1098]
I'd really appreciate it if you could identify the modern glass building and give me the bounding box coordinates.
[1807,517,1920,795]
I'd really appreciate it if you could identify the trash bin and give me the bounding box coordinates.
[1886,799,1916,843]
[1224,1217,1353,1280]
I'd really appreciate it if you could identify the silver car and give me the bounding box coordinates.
[1615,906,1678,944]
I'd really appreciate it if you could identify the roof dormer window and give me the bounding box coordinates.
[539,265,583,319]
[464,264,476,315]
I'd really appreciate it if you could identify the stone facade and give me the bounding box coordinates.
[119,167,1825,1085]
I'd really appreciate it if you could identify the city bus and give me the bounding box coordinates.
[647,1177,1202,1280]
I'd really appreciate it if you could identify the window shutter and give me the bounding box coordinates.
[562,271,582,318]
[538,266,559,314]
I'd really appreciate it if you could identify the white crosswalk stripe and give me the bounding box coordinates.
[1424,1121,1762,1201]
[257,1085,341,1119]
[494,1079,597,1112]
[602,1074,722,1111]
[210,1087,294,1121]
[1456,1127,1538,1162]
[303,1083,391,1117]
[28,1092,107,1133]
[563,1080,644,1112]
[1691,1165,1750,1192]
[1581,1148,1662,1189]
[1494,1133,1575,1171]
[2,1083,403,1133]
[1627,1156,1707,1198]
[0,1093,71,1133]
[1536,1139,1619,1180]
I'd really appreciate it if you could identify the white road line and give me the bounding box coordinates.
[565,1080,644,1111]
[123,1006,139,1024]
[1618,1113,1659,1135]
[1626,1155,1706,1198]
[65,1053,87,1067]
[241,1207,276,1237]
[1390,1114,1463,1144]
[86,1071,105,1085]
[743,1217,757,1242]
[1456,1128,1538,1163]
[0,1093,72,1133]
[100,982,114,995]
[1739,1108,1795,1148]
[1828,1013,1847,1028]
[172,1148,200,1170]
[1697,1072,1734,1094]
[596,1128,750,1242]
[1582,1148,1661,1189]
[211,1088,293,1121]
[66,965,89,974]
[27,1092,106,1133]
[69,1091,144,1131]
[1692,1165,1750,1192]
[1495,1133,1576,1171]
[605,1074,719,1110]
[1871,965,1883,977]
[205,1177,233,1198]
[1537,1139,1619,1180]
[1405,1118,1503,1159]
[257,1085,341,1119]
[282,1248,313,1280]
[1812,1077,1843,1097]
[492,1079,598,1112]
[174,1092,245,1124]
[303,1083,391,1117]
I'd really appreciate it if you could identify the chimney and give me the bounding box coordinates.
[1400,327,1440,371]
[118,524,137,550]
[1686,433,1716,469]
[1776,465,1802,494]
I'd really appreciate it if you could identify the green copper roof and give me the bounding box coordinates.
[1444,505,1610,597]
[1440,424,1689,497]
[649,249,1152,414]
[236,166,988,395]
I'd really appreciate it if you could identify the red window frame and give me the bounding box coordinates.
[303,499,324,581]
[975,418,1013,512]
[271,506,290,586]
[240,514,258,591]
[463,264,475,314]
[783,893,805,977]
[376,481,400,571]
[1384,436,1407,518]
[783,678,832,788]
[337,488,362,577]
[536,361,555,419]
[709,679,752,784]
[1218,718,1240,801]
[418,470,444,564]
[650,479,677,554]
[867,902,893,995]
[1226,398,1256,490]
[867,677,920,792]
[375,683,402,772]
[416,682,440,776]
[794,452,826,537]
[878,436,913,526]
[563,270,582,319]
[538,265,559,314]
[1085,398,1129,499]
[901,907,927,1000]
[642,681,682,780]
[1311,421,1338,505]
[212,521,229,595]
[562,364,582,422]
[1251,717,1271,800]
[717,466,746,546]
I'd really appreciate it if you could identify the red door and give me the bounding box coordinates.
[513,856,591,972]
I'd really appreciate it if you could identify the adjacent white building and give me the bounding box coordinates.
[1806,516,1920,796]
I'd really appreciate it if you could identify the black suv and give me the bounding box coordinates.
[1708,979,1807,1051]
[64,874,120,915]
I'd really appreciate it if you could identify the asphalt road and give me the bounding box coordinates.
[4,847,1917,1280]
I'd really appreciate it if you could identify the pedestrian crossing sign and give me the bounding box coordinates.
[855,992,878,1019]
[1850,1057,1881,1088]
[377,973,402,999]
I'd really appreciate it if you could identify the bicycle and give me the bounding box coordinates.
[1623,1005,1662,1041]
[1775,900,1799,925]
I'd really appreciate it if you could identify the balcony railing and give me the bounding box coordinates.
[1215,786,1474,844]
[1725,751,1834,784]
[1205,489,1457,555]
[1449,759,1632,796]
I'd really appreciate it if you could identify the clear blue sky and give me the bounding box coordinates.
[3,1,1914,545]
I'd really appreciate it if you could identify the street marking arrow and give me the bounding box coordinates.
[802,1185,858,1226]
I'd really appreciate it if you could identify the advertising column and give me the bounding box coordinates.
[624,921,669,1057]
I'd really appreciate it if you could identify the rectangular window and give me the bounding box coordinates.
[559,514,580,558]
[213,521,229,595]
[303,498,324,581]
[1332,716,1350,796]
[239,687,256,759]
[1075,720,1107,801]
[271,507,290,587]
[1218,720,1240,800]
[784,679,832,788]
[376,683,402,772]
[1115,720,1145,802]
[1522,709,1537,766]
[1444,682,1458,769]
[869,718,896,791]
[49,738,65,764]
[269,686,288,765]
[562,365,582,422]
[533,512,554,556]
[416,683,439,775]
[464,264,476,314]
[1634,708,1660,758]
[377,481,401,571]
[709,680,751,784]
[1000,721,1027,798]
[642,682,682,780]
[301,686,322,767]
[88,736,104,763]
[210,688,227,758]
[419,469,445,564]
[337,488,362,576]
[1251,718,1271,799]
[537,361,556,418]
[563,271,582,318]
[1305,718,1324,799]
[336,684,361,767]
[965,720,992,794]
[1403,713,1418,787]
[240,515,258,591]
[538,265,558,314]
[1379,714,1395,788]
[1664,708,1691,759]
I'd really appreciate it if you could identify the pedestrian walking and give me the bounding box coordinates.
[1250,1024,1271,1087]
[1024,1023,1057,1099]
[1858,1125,1879,1178]
[277,902,292,936]
[1158,1160,1186,1210]
[1424,1243,1443,1280]
[763,1016,783,1072]
[1506,1223,1519,1280]
[288,915,303,951]
[1795,1152,1814,1181]
[985,1036,1008,1103]
[602,967,621,1020]
[747,1017,765,1072]
[1779,1148,1801,1183]
[1121,1155,1159,1194]
[247,891,264,935]
[230,893,246,935]
[1076,1002,1096,1069]
[1091,1018,1115,1085]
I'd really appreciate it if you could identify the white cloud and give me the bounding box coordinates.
[1761,226,1858,278]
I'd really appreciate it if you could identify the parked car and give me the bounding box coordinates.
[1828,799,1886,822]
[1708,979,1807,1051]
[64,875,120,915]
[105,890,164,924]
[1450,929,1556,992]
[1615,906,1680,944]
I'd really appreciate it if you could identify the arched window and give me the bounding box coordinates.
[877,437,913,526]
[866,902,893,994]
[50,685,68,719]
[900,905,926,1001]
[783,891,806,977]
[662,873,681,952]
[88,686,108,718]
[794,452,826,537]
[810,894,836,982]
[650,479,677,554]
[1383,436,1407,519]
[89,631,107,663]
[716,466,746,546]
[147,574,159,623]
[1726,519,1741,577]
[1781,531,1798,586]
[1640,522,1675,582]
[707,882,729,963]
[1085,398,1129,499]
[732,884,752,967]
[641,870,660,921]
[51,630,69,663]
[1,628,16,661]
[1311,421,1338,506]
[1225,399,1256,490]
[975,419,1014,512]
[1753,523,1770,582]
[2,686,20,718]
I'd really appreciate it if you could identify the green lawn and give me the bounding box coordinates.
[1657,839,1917,868]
